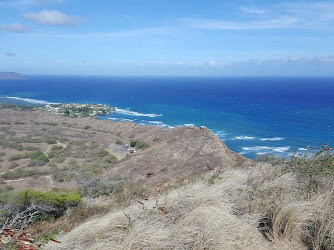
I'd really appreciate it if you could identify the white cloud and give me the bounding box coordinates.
[182,17,300,30]
[23,10,83,26]
[182,2,334,31]
[240,7,267,15]
[208,60,217,66]
[0,22,31,33]
[281,2,334,21]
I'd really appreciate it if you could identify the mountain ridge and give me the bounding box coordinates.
[0,72,24,79]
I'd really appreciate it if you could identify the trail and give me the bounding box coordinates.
[0,165,26,175]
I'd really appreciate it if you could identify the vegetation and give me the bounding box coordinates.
[0,189,82,230]
[30,151,49,162]
[96,149,109,158]
[104,155,118,164]
[130,141,150,149]
[116,140,122,145]
[78,176,124,198]
[45,139,57,144]
[42,150,334,250]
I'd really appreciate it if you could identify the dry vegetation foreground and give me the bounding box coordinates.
[0,109,333,249]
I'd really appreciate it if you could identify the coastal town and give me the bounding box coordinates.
[0,102,114,118]
[38,103,114,118]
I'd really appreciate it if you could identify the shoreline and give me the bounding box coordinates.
[0,96,332,159]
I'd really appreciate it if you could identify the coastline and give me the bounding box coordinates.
[1,96,332,159]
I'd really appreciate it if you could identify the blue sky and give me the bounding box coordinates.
[1,0,334,75]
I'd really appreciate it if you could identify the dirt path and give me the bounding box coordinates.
[45,175,54,191]
[0,165,26,175]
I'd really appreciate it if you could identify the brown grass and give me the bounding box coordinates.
[43,158,334,250]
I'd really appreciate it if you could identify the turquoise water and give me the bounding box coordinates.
[0,75,333,159]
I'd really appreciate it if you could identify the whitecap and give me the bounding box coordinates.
[235,135,256,140]
[242,146,272,151]
[3,96,57,105]
[271,146,290,152]
[213,130,227,138]
[242,146,290,153]
[148,121,164,125]
[260,137,285,141]
[298,148,308,151]
[115,108,163,117]
[238,151,248,155]
[108,117,133,122]
[256,152,269,155]
[184,124,195,127]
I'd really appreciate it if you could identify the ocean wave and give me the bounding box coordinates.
[148,121,164,125]
[256,152,269,155]
[108,117,133,122]
[235,135,256,140]
[272,146,290,152]
[212,130,227,139]
[298,148,308,151]
[115,108,163,118]
[242,146,290,153]
[238,151,248,155]
[259,137,285,141]
[2,96,57,105]
[242,146,271,151]
[184,124,195,127]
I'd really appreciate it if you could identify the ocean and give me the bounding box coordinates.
[0,75,333,159]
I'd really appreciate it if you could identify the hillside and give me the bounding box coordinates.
[0,72,24,79]
[0,109,333,249]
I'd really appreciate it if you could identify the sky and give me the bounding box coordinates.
[1,0,334,76]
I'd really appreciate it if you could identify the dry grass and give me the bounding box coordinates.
[44,159,334,250]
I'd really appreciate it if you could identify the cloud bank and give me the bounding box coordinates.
[0,23,31,33]
[23,10,83,26]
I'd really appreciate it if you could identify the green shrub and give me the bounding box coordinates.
[96,150,109,158]
[84,125,92,130]
[0,168,41,180]
[130,141,150,149]
[51,145,63,151]
[104,155,118,164]
[135,141,150,150]
[78,176,124,198]
[48,145,64,158]
[9,152,34,161]
[45,139,57,144]
[30,151,49,162]
[16,189,81,209]
[116,140,122,145]
[24,146,40,151]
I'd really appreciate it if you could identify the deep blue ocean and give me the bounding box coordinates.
[1,75,334,159]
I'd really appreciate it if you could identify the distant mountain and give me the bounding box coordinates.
[0,72,24,79]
